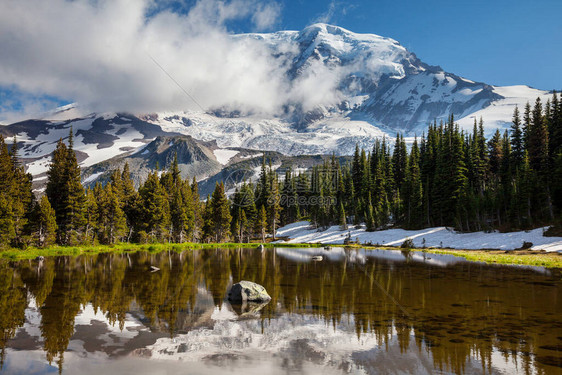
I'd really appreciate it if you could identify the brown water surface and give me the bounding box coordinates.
[0,247,561,374]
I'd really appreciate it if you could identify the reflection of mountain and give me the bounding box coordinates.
[274,246,469,267]
[0,249,561,374]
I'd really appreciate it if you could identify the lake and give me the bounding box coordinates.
[0,247,561,374]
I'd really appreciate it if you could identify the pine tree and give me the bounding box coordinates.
[209,182,231,242]
[201,195,214,243]
[138,171,170,242]
[190,176,202,242]
[84,187,98,244]
[256,205,267,243]
[549,91,562,157]
[0,195,14,246]
[528,97,549,175]
[339,202,347,230]
[365,197,376,232]
[32,196,58,247]
[239,209,248,242]
[120,163,139,242]
[97,183,127,244]
[9,138,34,247]
[61,129,86,245]
[488,129,503,176]
[267,173,282,240]
[45,129,86,245]
[510,106,524,169]
[0,136,15,246]
[404,138,423,228]
[392,133,408,195]
[523,102,532,149]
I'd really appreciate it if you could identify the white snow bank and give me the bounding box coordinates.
[275,221,562,252]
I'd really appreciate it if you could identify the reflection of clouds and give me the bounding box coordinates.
[143,311,500,375]
[0,310,540,375]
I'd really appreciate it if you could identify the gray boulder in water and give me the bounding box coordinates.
[228,280,271,303]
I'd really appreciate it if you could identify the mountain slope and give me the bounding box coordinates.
[0,23,551,182]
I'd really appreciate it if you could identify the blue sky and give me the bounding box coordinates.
[273,0,562,90]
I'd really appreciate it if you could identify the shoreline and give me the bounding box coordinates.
[1,242,562,268]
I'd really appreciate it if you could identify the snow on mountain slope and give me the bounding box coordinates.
[0,23,552,179]
[148,111,387,155]
[456,85,553,132]
[0,113,168,179]
[213,149,239,165]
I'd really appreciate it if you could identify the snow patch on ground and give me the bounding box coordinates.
[275,221,562,252]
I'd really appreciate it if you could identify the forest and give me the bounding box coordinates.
[0,92,561,248]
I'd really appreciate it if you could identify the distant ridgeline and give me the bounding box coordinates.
[0,92,561,248]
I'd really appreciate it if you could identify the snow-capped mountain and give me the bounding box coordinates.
[0,23,552,185]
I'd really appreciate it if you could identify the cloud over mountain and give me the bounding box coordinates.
[0,0,301,118]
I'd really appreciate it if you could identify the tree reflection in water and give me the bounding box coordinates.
[0,248,560,374]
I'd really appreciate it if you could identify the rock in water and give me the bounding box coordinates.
[228,280,271,303]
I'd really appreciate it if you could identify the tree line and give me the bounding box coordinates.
[281,92,562,232]
[0,92,560,248]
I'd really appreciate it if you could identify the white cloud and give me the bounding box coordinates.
[314,0,337,24]
[252,2,282,30]
[0,0,351,121]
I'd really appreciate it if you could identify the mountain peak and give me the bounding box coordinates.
[300,23,401,46]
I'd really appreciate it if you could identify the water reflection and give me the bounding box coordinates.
[0,248,561,374]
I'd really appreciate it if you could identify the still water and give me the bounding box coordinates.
[0,247,561,374]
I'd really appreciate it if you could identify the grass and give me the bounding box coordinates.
[416,248,562,268]
[1,242,561,268]
[0,241,325,260]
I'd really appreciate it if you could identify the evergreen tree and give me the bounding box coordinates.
[97,183,127,244]
[120,163,140,242]
[510,106,524,169]
[339,202,347,230]
[488,129,503,176]
[267,173,282,240]
[138,171,170,242]
[549,91,562,157]
[45,129,86,245]
[31,196,58,248]
[84,187,98,244]
[209,182,231,242]
[256,205,267,243]
[404,138,423,228]
[528,97,549,174]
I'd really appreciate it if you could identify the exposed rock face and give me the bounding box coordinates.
[228,281,271,303]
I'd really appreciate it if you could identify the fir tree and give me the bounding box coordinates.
[138,171,170,242]
[510,106,524,169]
[404,138,423,228]
[45,129,86,245]
[267,173,282,240]
[339,202,347,230]
[209,182,231,242]
[31,196,58,247]
[256,205,267,243]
